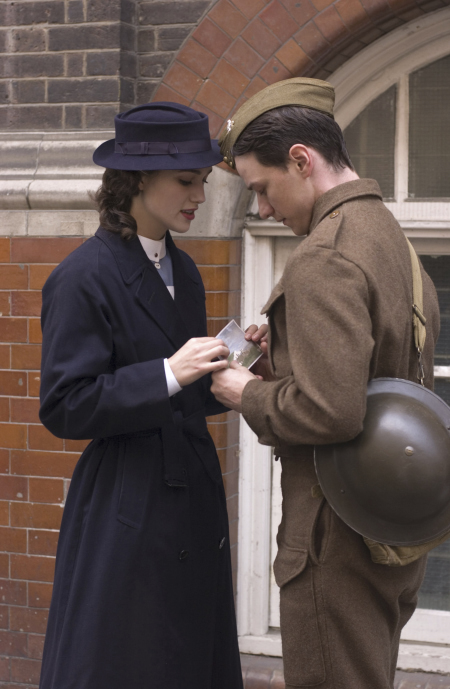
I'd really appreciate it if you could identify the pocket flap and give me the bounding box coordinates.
[273,546,308,588]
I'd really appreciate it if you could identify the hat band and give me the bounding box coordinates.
[115,139,212,156]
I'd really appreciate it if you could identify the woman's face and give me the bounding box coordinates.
[130,167,212,240]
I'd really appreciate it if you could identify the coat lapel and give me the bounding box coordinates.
[96,227,195,350]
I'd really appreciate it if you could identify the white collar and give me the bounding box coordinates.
[138,233,167,262]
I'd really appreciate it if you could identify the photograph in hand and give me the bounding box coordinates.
[216,320,263,369]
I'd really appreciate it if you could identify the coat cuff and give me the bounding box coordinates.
[242,378,279,447]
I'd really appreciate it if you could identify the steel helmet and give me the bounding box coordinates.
[314,378,450,546]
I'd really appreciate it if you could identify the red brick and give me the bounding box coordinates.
[207,318,231,336]
[210,61,250,99]
[222,467,239,497]
[192,17,232,58]
[11,398,40,424]
[311,0,334,10]
[198,266,241,291]
[276,39,313,73]
[28,581,53,608]
[0,449,9,474]
[64,438,90,452]
[0,526,27,553]
[314,5,351,41]
[244,75,269,98]
[231,0,267,18]
[196,80,236,118]
[295,20,330,56]
[259,56,293,84]
[29,478,64,505]
[260,1,299,40]
[11,291,42,317]
[0,240,10,264]
[29,264,56,291]
[335,0,370,26]
[10,605,49,633]
[28,318,42,345]
[0,554,9,577]
[177,39,217,79]
[10,503,63,530]
[0,318,27,344]
[0,476,27,502]
[11,555,55,584]
[0,605,8,630]
[224,38,265,77]
[205,291,240,318]
[11,450,78,479]
[28,632,45,659]
[0,503,9,527]
[152,83,190,107]
[0,630,27,657]
[207,418,240,448]
[0,371,27,397]
[280,0,317,24]
[27,372,40,398]
[11,657,41,684]
[0,292,11,317]
[0,397,9,422]
[28,426,64,452]
[11,345,41,370]
[11,238,83,264]
[359,0,390,16]
[227,492,238,521]
[164,62,203,100]
[28,530,59,557]
[0,579,27,605]
[217,445,240,474]
[209,0,248,38]
[0,345,10,368]
[190,101,224,138]
[242,18,282,59]
[0,423,27,450]
[173,238,241,265]
[0,265,28,290]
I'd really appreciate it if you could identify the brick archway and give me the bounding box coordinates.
[153,0,449,137]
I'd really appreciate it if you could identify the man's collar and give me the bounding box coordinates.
[309,179,383,234]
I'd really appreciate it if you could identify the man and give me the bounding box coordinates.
[211,78,440,689]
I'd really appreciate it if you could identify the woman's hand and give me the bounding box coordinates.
[168,337,230,387]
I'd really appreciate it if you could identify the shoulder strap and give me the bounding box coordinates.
[405,238,426,385]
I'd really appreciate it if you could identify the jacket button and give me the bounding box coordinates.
[330,210,340,218]
[219,537,226,550]
[179,550,189,560]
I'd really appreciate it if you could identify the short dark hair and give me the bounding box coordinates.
[93,169,142,241]
[232,105,354,172]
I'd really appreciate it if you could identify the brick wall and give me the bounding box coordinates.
[0,232,241,687]
[0,0,214,129]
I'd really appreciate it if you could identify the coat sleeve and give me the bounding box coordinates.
[39,257,173,440]
[241,246,374,447]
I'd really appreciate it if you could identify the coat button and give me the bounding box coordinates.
[219,537,226,550]
[330,210,340,218]
[179,550,189,560]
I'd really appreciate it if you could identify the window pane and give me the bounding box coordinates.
[344,86,396,200]
[417,254,450,611]
[409,55,450,198]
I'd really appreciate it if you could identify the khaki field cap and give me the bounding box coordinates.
[218,77,335,169]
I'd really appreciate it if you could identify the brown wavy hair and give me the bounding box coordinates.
[93,169,143,241]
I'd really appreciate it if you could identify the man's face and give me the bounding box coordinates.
[235,152,316,236]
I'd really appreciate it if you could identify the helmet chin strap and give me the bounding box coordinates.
[406,238,427,387]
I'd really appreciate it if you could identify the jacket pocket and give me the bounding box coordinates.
[275,545,326,686]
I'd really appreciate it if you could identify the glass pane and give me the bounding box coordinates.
[344,86,396,200]
[409,55,450,198]
[417,254,450,611]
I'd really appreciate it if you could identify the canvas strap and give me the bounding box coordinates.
[406,238,427,385]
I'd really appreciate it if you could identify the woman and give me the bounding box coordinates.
[38,103,245,689]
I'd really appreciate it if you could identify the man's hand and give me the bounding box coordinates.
[211,363,257,412]
[244,323,277,381]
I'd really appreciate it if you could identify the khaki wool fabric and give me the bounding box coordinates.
[218,77,335,168]
[241,179,440,689]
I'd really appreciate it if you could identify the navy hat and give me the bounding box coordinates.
[93,102,223,171]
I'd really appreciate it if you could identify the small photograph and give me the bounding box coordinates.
[216,320,263,369]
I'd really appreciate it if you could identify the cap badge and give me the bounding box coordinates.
[226,119,234,133]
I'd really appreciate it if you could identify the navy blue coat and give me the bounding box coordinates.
[38,227,243,689]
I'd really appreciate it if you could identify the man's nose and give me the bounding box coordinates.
[258,197,274,220]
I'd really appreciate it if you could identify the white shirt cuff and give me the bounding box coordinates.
[164,358,183,396]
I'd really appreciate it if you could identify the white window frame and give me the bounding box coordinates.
[237,6,450,672]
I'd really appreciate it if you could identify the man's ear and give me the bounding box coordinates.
[288,144,313,178]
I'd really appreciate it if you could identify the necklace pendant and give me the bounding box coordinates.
[154,262,161,269]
